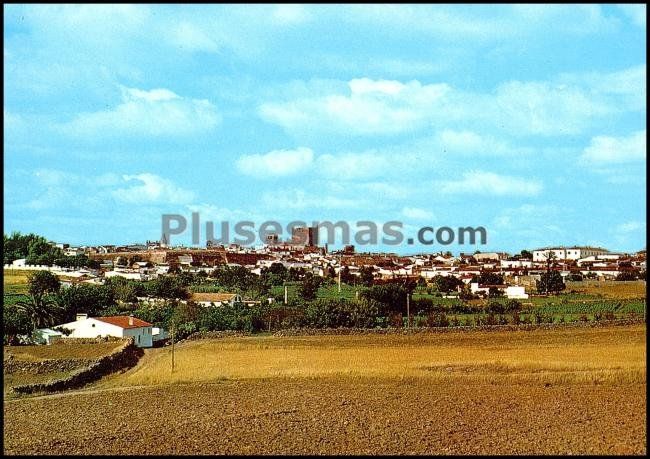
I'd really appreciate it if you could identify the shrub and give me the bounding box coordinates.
[510,311,521,325]
[504,299,522,313]
[388,312,403,328]
[486,301,505,314]
[425,312,449,328]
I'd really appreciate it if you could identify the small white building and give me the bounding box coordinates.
[190,292,243,307]
[505,285,529,299]
[33,328,64,345]
[54,313,154,348]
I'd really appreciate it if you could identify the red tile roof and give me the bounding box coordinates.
[95,316,152,329]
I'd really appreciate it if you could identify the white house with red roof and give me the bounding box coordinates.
[54,313,154,348]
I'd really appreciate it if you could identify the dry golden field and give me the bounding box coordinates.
[3,324,647,455]
[103,324,646,387]
[565,280,646,298]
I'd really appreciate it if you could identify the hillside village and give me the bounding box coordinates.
[5,231,647,293]
[4,229,646,349]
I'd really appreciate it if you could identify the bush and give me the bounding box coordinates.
[486,301,505,314]
[425,312,449,328]
[510,311,521,325]
[388,312,403,328]
[504,299,522,313]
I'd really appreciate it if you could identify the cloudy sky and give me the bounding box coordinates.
[4,4,646,254]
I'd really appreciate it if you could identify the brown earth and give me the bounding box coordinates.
[3,378,646,455]
[3,325,646,455]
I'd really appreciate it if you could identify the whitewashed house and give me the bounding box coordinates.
[190,292,242,307]
[505,286,529,299]
[53,313,154,348]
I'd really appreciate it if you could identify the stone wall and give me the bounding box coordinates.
[10,338,144,395]
[4,357,94,374]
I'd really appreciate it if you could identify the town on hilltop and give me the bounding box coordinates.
[5,226,646,288]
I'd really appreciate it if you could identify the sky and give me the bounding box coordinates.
[3,4,647,255]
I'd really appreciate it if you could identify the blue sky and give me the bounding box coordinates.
[3,4,647,254]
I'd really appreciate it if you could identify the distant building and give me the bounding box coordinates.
[291,226,318,247]
[190,292,243,307]
[265,233,280,245]
[533,246,609,262]
[473,252,508,262]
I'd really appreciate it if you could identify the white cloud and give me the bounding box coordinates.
[581,130,646,164]
[236,147,314,177]
[61,86,221,138]
[259,78,450,135]
[490,80,612,135]
[260,67,642,137]
[437,171,542,196]
[113,173,196,204]
[402,207,434,220]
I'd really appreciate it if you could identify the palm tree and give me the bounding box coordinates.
[17,270,62,332]
[16,294,61,331]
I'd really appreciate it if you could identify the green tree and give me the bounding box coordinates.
[537,271,566,294]
[339,265,354,285]
[298,272,321,301]
[55,284,116,321]
[487,287,503,298]
[520,250,533,259]
[432,275,463,294]
[17,271,62,330]
[358,266,375,287]
[471,272,504,285]
[360,284,409,316]
[4,232,62,265]
[3,303,32,344]
[145,276,189,299]
[616,270,639,281]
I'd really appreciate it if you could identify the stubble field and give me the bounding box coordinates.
[3,324,646,455]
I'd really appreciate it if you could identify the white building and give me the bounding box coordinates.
[190,293,242,307]
[33,328,64,345]
[505,286,529,299]
[54,313,154,348]
[104,270,145,280]
[500,259,533,269]
[533,247,608,262]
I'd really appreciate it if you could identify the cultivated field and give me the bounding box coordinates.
[3,324,646,455]
[565,280,646,299]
